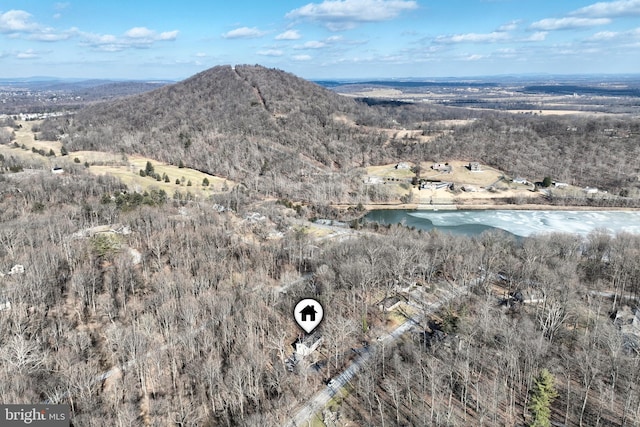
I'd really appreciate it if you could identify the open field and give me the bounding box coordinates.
[5,121,233,195]
[14,120,64,154]
[366,163,415,179]
[420,160,505,186]
[0,144,52,167]
[90,157,230,195]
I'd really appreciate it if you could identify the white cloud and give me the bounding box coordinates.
[0,9,79,42]
[125,27,155,39]
[571,0,640,17]
[498,20,521,32]
[195,52,208,57]
[585,27,640,42]
[286,0,418,30]
[16,48,41,59]
[588,30,619,40]
[294,35,348,50]
[0,10,39,33]
[222,26,267,39]
[258,49,284,56]
[275,29,301,40]
[435,31,510,44]
[530,17,611,31]
[54,2,70,10]
[158,30,179,41]
[28,30,73,41]
[463,54,485,61]
[299,40,327,49]
[293,54,312,61]
[524,31,548,41]
[81,27,179,52]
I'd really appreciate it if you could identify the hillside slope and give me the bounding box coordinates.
[54,65,390,200]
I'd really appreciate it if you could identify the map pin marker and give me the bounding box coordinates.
[294,298,324,334]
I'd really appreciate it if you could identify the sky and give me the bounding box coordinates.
[1,0,640,80]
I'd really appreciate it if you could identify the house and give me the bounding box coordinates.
[553,182,569,188]
[377,295,402,312]
[300,305,317,322]
[468,162,481,172]
[431,163,452,173]
[505,289,545,306]
[395,162,410,170]
[431,162,446,170]
[51,167,64,174]
[584,187,598,194]
[8,264,24,275]
[513,177,528,185]
[292,333,323,357]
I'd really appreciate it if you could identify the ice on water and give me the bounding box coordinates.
[409,210,640,237]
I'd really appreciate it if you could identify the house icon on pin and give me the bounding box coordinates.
[300,305,317,322]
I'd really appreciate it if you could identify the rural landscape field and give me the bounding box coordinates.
[2,1,640,426]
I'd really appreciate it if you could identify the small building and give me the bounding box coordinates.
[51,167,64,174]
[292,333,323,357]
[431,162,446,170]
[395,162,410,170]
[584,187,598,194]
[468,162,481,172]
[513,177,528,185]
[431,163,452,173]
[377,295,402,312]
[8,264,24,275]
[505,289,545,306]
[553,182,568,188]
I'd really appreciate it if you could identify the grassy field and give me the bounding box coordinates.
[90,156,231,195]
[0,144,52,167]
[8,120,233,195]
[420,160,504,186]
[366,163,415,179]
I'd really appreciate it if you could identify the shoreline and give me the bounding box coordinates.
[337,202,640,212]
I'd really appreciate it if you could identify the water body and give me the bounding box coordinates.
[364,209,640,238]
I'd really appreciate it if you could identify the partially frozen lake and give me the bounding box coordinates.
[364,209,640,237]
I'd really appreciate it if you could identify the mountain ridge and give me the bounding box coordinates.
[49,65,391,200]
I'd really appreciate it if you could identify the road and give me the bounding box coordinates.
[283,277,480,427]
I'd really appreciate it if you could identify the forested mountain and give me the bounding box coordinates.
[41,64,640,200]
[54,65,390,195]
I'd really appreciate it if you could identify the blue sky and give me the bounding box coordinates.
[1,0,640,80]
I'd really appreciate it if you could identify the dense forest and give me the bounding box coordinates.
[1,165,640,426]
[2,65,640,426]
